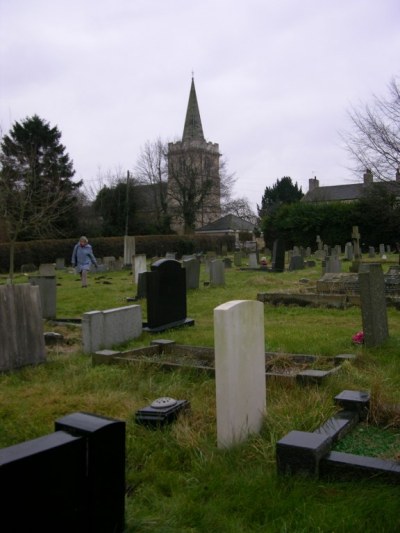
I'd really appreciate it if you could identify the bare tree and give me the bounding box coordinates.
[342,77,400,181]
[221,197,257,224]
[134,138,169,231]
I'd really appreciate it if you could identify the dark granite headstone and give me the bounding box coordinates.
[271,239,285,272]
[55,412,126,533]
[145,259,193,331]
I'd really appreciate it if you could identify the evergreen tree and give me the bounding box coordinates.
[0,115,81,277]
[258,176,303,218]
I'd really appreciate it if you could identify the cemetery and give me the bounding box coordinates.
[1,248,400,531]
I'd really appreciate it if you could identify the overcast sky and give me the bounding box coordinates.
[1,0,399,212]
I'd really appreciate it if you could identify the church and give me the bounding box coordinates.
[167,78,221,234]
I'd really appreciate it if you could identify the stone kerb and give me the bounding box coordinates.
[82,305,142,353]
[214,300,266,448]
[0,284,46,371]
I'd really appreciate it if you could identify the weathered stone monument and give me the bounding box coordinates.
[29,274,57,319]
[214,300,266,448]
[183,257,200,290]
[359,264,389,347]
[123,236,136,266]
[352,226,362,259]
[0,284,46,371]
[209,259,225,286]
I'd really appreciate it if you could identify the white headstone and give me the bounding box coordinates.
[214,300,266,448]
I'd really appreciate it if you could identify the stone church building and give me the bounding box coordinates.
[167,78,221,234]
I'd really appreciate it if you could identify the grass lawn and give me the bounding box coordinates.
[1,259,400,532]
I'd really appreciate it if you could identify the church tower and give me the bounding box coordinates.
[167,78,221,234]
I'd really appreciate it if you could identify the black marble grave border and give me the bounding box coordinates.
[276,390,400,484]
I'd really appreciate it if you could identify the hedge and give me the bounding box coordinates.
[0,234,236,273]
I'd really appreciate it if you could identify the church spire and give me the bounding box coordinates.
[182,77,205,143]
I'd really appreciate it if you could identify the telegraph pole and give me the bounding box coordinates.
[125,170,130,236]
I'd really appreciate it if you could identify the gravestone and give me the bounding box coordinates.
[214,300,266,448]
[352,226,362,259]
[165,252,177,260]
[144,259,194,331]
[345,242,354,261]
[368,247,375,258]
[248,252,258,268]
[39,263,55,276]
[324,256,341,274]
[133,254,147,284]
[123,236,136,266]
[288,255,304,271]
[359,264,389,347]
[29,275,57,319]
[136,272,147,299]
[103,256,116,270]
[209,259,225,286]
[379,244,385,255]
[0,285,46,371]
[183,257,200,289]
[233,252,242,267]
[222,257,232,269]
[271,239,285,272]
[55,258,65,270]
[316,235,323,251]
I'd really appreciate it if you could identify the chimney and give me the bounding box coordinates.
[308,176,319,192]
[396,168,400,182]
[363,169,373,184]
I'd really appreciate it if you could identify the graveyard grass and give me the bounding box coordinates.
[1,261,400,532]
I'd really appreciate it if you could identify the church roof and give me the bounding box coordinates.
[182,78,205,143]
[196,214,255,233]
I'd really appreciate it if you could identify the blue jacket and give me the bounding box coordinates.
[72,243,97,272]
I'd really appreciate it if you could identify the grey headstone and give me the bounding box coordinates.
[359,264,389,347]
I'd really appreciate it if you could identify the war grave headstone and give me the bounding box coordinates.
[123,235,135,266]
[143,259,194,332]
[271,238,285,272]
[0,284,46,371]
[359,263,389,347]
[214,300,266,448]
[183,257,200,289]
[209,259,225,286]
[132,254,147,284]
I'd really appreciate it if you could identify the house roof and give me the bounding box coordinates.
[195,214,255,233]
[182,77,205,143]
[302,183,365,202]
